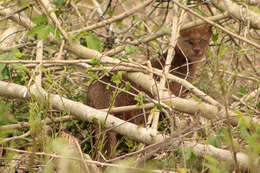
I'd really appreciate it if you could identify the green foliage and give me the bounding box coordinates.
[29,25,60,40]
[204,155,229,173]
[212,32,219,42]
[237,112,260,157]
[177,146,203,171]
[0,103,16,126]
[219,43,228,57]
[134,92,145,106]
[111,71,123,86]
[52,0,66,8]
[85,34,102,52]
[0,52,19,80]
[237,49,246,57]
[155,103,163,110]
[162,27,171,35]
[178,146,194,161]
[29,14,61,40]
[121,136,138,151]
[76,32,103,52]
[0,50,28,83]
[1,1,260,172]
[208,136,222,148]
[142,153,177,172]
[125,45,137,54]
[90,57,101,66]
[247,132,260,154]
[238,86,247,97]
[43,137,83,173]
[115,19,123,26]
[124,81,131,91]
[87,71,99,81]
[115,54,128,60]
[31,14,48,25]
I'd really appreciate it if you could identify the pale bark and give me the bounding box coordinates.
[69,0,154,34]
[0,80,253,169]
[184,141,251,168]
[0,26,20,48]
[0,81,165,144]
[38,0,68,40]
[212,0,260,29]
[0,5,34,29]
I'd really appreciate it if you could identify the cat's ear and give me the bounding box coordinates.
[205,24,212,33]
[208,24,212,30]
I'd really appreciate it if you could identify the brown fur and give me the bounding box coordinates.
[86,24,212,157]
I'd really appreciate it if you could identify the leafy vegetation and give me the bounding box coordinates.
[0,0,260,173]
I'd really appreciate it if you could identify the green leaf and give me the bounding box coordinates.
[29,25,60,40]
[0,103,16,126]
[32,15,48,25]
[212,33,218,42]
[38,26,53,39]
[87,72,99,80]
[162,27,171,34]
[0,102,10,115]
[48,25,61,40]
[155,103,163,110]
[28,25,45,36]
[0,64,7,80]
[0,52,25,80]
[85,33,102,51]
[101,69,109,76]
[0,54,7,80]
[14,51,23,58]
[239,86,247,96]
[219,43,228,56]
[52,0,66,8]
[204,155,229,173]
[115,19,123,25]
[178,168,187,173]
[237,49,246,57]
[177,146,194,161]
[123,136,134,148]
[235,109,250,129]
[90,57,100,66]
[208,136,221,147]
[134,93,145,106]
[124,81,131,91]
[184,147,193,160]
[132,15,138,21]
[111,72,123,86]
[117,55,128,60]
[125,45,136,55]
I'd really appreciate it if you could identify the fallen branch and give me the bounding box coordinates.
[0,81,164,144]
[0,80,254,169]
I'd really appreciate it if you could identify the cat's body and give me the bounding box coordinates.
[86,24,212,157]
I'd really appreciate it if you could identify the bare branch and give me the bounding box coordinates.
[212,0,260,29]
[172,0,260,50]
[70,0,154,34]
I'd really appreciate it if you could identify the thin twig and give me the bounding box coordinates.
[70,0,154,34]
[172,0,260,50]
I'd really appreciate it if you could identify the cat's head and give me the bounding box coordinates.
[177,24,212,61]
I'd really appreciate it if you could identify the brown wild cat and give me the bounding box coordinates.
[86,23,212,157]
[152,23,212,96]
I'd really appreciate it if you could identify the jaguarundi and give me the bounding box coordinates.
[86,23,212,157]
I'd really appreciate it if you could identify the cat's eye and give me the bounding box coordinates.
[200,39,207,44]
[184,40,193,45]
